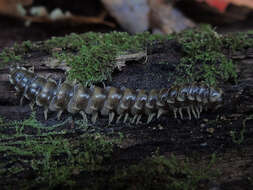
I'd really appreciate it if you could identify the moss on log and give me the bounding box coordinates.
[0,26,253,189]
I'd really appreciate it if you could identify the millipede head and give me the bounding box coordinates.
[209,87,223,103]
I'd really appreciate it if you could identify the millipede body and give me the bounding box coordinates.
[9,66,223,124]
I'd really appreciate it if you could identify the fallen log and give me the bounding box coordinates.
[0,27,253,189]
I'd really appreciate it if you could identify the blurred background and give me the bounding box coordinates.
[0,0,253,50]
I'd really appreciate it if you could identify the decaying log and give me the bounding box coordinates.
[0,31,253,189]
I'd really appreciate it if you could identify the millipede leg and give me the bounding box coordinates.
[157,109,165,119]
[131,115,137,124]
[20,96,24,106]
[157,110,162,119]
[199,104,203,113]
[29,102,35,110]
[28,65,34,73]
[57,78,62,86]
[123,113,129,123]
[109,112,115,124]
[173,108,178,119]
[8,75,14,84]
[44,107,48,120]
[57,110,63,120]
[186,106,192,120]
[91,112,98,124]
[80,111,88,122]
[45,74,52,79]
[195,106,200,118]
[190,105,197,119]
[116,114,123,123]
[136,115,142,124]
[147,113,155,124]
[72,79,77,85]
[178,108,183,119]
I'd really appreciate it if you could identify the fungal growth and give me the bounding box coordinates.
[9,66,223,124]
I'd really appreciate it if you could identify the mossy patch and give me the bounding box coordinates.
[110,153,218,190]
[48,32,166,85]
[0,32,166,85]
[0,114,122,188]
[222,30,253,51]
[0,113,221,189]
[175,25,248,86]
[1,27,252,86]
[0,112,220,189]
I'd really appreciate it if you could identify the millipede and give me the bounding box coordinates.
[8,65,223,124]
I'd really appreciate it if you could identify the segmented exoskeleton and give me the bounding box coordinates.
[9,66,223,124]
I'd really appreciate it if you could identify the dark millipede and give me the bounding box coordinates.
[8,66,223,124]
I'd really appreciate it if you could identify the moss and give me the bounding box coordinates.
[0,32,166,85]
[176,25,239,86]
[47,32,166,85]
[0,40,36,69]
[110,153,218,190]
[0,114,121,188]
[1,28,251,86]
[222,30,253,50]
[0,49,22,68]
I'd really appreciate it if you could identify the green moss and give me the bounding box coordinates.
[0,40,36,69]
[176,25,239,86]
[110,153,218,190]
[222,30,253,50]
[47,32,166,85]
[0,32,166,85]
[0,49,22,68]
[1,28,251,86]
[0,114,120,188]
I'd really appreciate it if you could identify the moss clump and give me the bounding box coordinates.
[176,25,238,86]
[222,30,253,51]
[0,40,36,70]
[110,154,218,190]
[0,49,22,67]
[48,32,165,85]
